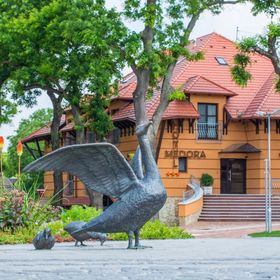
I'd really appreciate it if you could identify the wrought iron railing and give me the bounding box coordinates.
[196,122,223,141]
[272,178,280,196]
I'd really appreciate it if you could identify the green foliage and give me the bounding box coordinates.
[0,189,61,233]
[0,0,126,140]
[249,230,280,237]
[83,94,115,139]
[250,0,280,15]
[232,19,280,92]
[0,227,37,245]
[0,91,17,125]
[231,64,252,87]
[200,173,214,186]
[0,190,25,232]
[168,88,186,101]
[105,220,193,240]
[60,205,102,224]
[0,203,192,244]
[45,206,192,240]
[107,220,193,240]
[6,109,52,187]
[140,220,192,239]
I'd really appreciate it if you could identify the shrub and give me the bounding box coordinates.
[0,204,193,244]
[0,190,28,232]
[0,189,61,233]
[200,173,214,186]
[61,205,102,224]
[45,207,193,241]
[109,220,193,240]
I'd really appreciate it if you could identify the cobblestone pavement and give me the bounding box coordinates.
[1,239,280,280]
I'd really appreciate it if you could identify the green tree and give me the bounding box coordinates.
[6,108,52,188]
[0,0,125,205]
[0,92,17,125]
[121,0,248,146]
[231,1,280,91]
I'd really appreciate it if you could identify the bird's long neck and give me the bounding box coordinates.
[137,132,160,180]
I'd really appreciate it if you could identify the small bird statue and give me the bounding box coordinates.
[64,221,107,246]
[33,228,55,250]
[25,122,167,249]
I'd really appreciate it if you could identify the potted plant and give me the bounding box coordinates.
[200,173,214,195]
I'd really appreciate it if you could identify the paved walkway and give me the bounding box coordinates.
[1,239,280,279]
[185,221,280,238]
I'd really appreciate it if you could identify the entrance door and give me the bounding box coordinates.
[221,159,246,194]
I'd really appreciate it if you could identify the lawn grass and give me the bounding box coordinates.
[249,231,280,237]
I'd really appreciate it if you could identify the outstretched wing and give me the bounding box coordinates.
[24,143,138,198]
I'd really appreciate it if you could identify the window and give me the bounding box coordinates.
[198,103,218,139]
[215,56,228,65]
[179,157,187,172]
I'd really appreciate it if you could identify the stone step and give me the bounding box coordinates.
[203,200,280,205]
[199,217,280,221]
[203,196,280,201]
[204,195,266,198]
[203,205,280,212]
[199,194,280,221]
[201,210,280,215]
[200,215,279,219]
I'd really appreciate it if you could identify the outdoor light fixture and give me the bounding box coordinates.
[256,109,280,233]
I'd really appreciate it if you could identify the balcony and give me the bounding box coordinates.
[196,122,223,141]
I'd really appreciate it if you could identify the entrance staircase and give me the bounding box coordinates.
[199,194,280,221]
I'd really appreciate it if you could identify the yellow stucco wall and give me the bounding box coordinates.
[42,94,280,204]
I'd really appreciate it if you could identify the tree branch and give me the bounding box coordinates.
[23,84,64,95]
[268,36,280,75]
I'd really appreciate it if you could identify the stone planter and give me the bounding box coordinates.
[202,186,212,195]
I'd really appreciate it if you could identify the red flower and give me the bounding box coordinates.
[0,136,4,150]
[17,141,23,156]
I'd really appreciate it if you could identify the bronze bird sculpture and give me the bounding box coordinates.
[25,122,167,249]
[64,221,107,246]
[33,228,55,250]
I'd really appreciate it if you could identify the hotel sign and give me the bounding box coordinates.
[164,150,206,159]
[165,124,206,168]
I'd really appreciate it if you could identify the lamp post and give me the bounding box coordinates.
[257,109,280,233]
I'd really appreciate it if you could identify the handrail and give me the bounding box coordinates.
[179,175,203,205]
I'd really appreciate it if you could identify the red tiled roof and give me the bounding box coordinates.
[21,115,66,143]
[116,32,277,120]
[60,122,74,132]
[115,80,136,100]
[162,101,199,119]
[183,75,237,96]
[112,89,199,122]
[242,73,280,119]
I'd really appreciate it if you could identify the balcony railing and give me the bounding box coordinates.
[196,122,223,141]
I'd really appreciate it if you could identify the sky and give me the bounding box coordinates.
[0,2,274,151]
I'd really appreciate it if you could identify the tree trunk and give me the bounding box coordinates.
[47,90,64,207]
[71,104,103,209]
